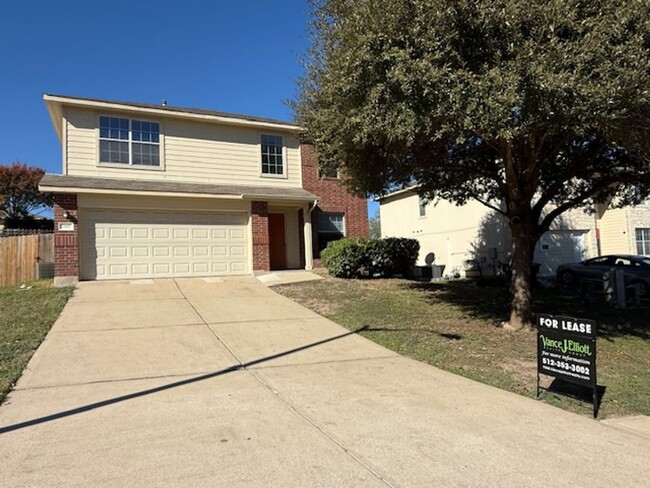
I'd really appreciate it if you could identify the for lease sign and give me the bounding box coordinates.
[537,313,597,388]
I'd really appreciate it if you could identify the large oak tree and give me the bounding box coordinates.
[295,0,650,329]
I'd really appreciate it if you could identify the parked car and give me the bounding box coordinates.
[556,255,650,297]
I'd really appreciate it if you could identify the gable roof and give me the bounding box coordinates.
[44,94,302,140]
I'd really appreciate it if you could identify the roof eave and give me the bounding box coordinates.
[375,185,420,202]
[44,97,64,142]
[43,94,304,133]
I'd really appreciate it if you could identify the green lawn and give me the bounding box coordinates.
[0,281,74,403]
[275,274,650,418]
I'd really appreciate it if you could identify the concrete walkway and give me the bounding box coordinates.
[0,277,648,487]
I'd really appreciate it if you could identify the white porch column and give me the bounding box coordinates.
[304,206,314,270]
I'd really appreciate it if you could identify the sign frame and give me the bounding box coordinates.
[536,313,598,417]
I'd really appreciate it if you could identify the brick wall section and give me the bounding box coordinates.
[53,193,79,278]
[300,144,369,258]
[251,201,270,272]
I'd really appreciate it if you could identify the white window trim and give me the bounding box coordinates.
[318,212,346,236]
[259,133,288,179]
[97,114,165,171]
[636,228,650,255]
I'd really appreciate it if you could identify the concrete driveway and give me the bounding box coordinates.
[0,277,648,487]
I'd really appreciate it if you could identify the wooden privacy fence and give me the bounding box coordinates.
[0,234,54,287]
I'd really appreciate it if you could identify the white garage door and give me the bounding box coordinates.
[534,230,585,277]
[81,209,249,280]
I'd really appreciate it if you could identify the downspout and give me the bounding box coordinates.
[307,199,319,216]
[304,199,319,270]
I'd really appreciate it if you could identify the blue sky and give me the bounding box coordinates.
[0,0,379,217]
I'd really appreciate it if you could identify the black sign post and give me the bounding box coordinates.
[536,313,598,417]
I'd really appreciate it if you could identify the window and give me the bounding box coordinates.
[319,164,339,179]
[99,116,160,166]
[636,228,650,255]
[418,196,427,217]
[261,134,284,176]
[317,212,345,252]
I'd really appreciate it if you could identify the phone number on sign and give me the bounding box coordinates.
[541,358,590,375]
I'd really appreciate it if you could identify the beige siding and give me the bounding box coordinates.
[599,208,630,255]
[380,193,509,272]
[64,107,302,187]
[380,193,601,276]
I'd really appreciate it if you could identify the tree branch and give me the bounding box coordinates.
[468,193,507,216]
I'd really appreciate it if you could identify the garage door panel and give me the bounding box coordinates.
[231,246,246,256]
[131,228,149,239]
[194,246,209,257]
[132,246,149,257]
[153,229,170,239]
[131,264,150,275]
[153,246,170,257]
[193,229,209,239]
[230,262,246,273]
[82,209,249,280]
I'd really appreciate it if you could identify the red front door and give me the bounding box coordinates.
[269,213,286,270]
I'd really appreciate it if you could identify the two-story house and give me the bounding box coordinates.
[379,187,650,278]
[40,94,368,286]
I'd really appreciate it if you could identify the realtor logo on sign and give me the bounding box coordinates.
[536,313,598,417]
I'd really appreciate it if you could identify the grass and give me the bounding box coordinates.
[275,273,650,418]
[0,280,74,403]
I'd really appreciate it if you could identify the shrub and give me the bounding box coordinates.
[321,237,419,279]
[320,238,370,278]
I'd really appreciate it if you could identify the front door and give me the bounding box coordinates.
[269,213,286,270]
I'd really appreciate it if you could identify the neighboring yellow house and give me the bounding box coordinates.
[378,188,650,278]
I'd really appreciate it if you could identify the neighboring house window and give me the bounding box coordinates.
[99,116,160,166]
[261,134,284,176]
[418,196,426,217]
[317,212,345,252]
[636,228,650,255]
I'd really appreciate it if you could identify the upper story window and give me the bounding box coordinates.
[319,164,340,179]
[418,196,427,217]
[261,134,284,176]
[99,116,160,167]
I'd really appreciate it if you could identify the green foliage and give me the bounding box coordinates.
[0,163,52,227]
[297,0,650,212]
[296,0,650,326]
[378,237,421,276]
[321,237,420,278]
[0,281,74,404]
[368,210,381,239]
[321,238,370,278]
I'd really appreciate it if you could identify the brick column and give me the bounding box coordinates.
[251,201,270,273]
[53,193,80,286]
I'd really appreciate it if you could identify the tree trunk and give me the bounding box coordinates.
[505,220,536,330]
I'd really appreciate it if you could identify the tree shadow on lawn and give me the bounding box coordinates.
[404,281,649,341]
